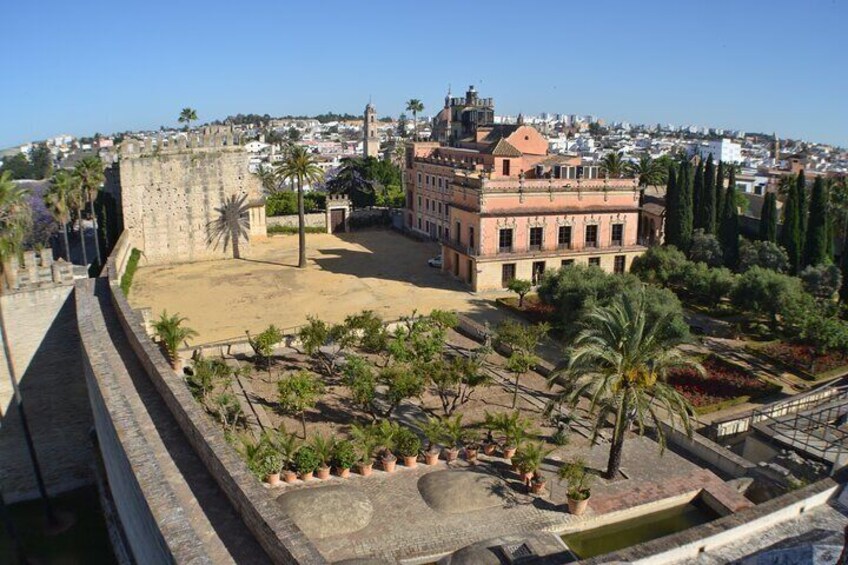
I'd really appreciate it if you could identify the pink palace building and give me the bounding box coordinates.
[404,85,646,292]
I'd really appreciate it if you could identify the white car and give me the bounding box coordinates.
[428,255,443,268]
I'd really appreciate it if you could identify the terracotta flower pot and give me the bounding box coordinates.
[358,462,373,477]
[283,470,297,483]
[382,455,397,473]
[336,467,351,478]
[265,473,280,486]
[300,471,314,481]
[424,450,440,465]
[530,479,546,494]
[170,356,183,373]
[567,494,591,516]
[403,455,418,468]
[444,447,459,463]
[503,445,517,459]
[316,465,331,480]
[465,447,478,462]
[519,470,534,484]
[483,443,497,456]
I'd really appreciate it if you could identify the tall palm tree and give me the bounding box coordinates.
[67,171,88,267]
[405,99,424,141]
[277,145,324,268]
[625,154,665,188]
[599,152,625,179]
[207,193,251,259]
[74,156,105,266]
[44,170,76,261]
[0,172,56,524]
[254,166,279,194]
[546,291,701,479]
[179,107,198,131]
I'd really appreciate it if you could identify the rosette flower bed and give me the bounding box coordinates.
[761,342,848,377]
[498,296,556,324]
[667,356,779,414]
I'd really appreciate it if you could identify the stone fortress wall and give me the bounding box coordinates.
[116,126,266,266]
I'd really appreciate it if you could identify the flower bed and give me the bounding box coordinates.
[760,342,848,378]
[497,295,556,325]
[668,356,780,414]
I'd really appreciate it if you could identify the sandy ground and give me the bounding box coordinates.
[130,230,508,344]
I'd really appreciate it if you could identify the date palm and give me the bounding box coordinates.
[208,193,251,259]
[1,172,56,523]
[626,154,665,188]
[276,145,324,268]
[44,170,76,261]
[74,156,105,266]
[546,290,701,479]
[405,99,424,141]
[599,152,625,179]
[179,107,198,131]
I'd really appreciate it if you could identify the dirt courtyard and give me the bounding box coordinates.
[130,230,507,343]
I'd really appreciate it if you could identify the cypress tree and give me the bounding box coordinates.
[678,161,694,253]
[803,176,830,267]
[840,229,848,302]
[797,170,808,246]
[664,165,680,248]
[693,159,705,230]
[715,161,726,225]
[779,176,802,273]
[759,192,778,242]
[703,155,716,234]
[719,168,740,268]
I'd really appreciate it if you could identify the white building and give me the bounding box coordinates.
[696,138,742,164]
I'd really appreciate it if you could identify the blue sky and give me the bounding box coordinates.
[1,0,846,148]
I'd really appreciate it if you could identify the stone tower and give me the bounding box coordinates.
[363,102,379,158]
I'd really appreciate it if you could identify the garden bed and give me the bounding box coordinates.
[754,342,848,381]
[667,355,781,415]
[496,295,556,325]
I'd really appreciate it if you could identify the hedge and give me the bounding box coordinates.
[120,248,142,295]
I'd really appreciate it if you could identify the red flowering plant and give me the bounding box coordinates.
[667,356,775,411]
[762,342,848,375]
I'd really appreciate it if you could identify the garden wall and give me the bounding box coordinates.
[267,213,326,230]
[659,421,755,479]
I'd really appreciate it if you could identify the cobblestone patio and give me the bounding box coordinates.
[265,436,750,562]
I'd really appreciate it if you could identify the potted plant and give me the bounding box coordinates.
[351,423,378,477]
[531,474,547,494]
[442,415,466,463]
[500,411,533,460]
[559,458,593,515]
[264,428,300,484]
[463,433,480,463]
[394,427,421,467]
[152,311,198,372]
[294,445,320,481]
[422,417,445,465]
[309,433,335,480]
[332,439,356,478]
[375,421,399,473]
[481,412,500,455]
[513,441,553,491]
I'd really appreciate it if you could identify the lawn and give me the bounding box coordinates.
[667,355,780,414]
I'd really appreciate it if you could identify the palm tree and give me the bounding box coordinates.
[276,145,324,268]
[152,311,198,370]
[74,156,105,266]
[44,170,76,261]
[625,154,665,188]
[179,107,198,131]
[207,193,251,259]
[0,172,57,524]
[64,172,88,267]
[546,291,701,479]
[254,166,279,194]
[599,152,625,179]
[405,99,424,141]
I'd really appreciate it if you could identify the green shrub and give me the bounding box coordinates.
[120,248,142,295]
[332,439,357,469]
[266,191,326,216]
[294,445,321,474]
[394,427,421,458]
[267,225,326,235]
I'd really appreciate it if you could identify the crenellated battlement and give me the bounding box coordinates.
[4,249,79,292]
[119,126,244,158]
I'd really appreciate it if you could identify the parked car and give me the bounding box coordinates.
[428,255,443,268]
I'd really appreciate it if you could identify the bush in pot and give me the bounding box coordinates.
[559,458,594,515]
[394,427,421,467]
[442,415,466,463]
[332,439,356,478]
[151,311,197,371]
[481,412,499,455]
[499,411,535,459]
[260,451,283,486]
[512,441,552,490]
[295,445,321,481]
[375,420,400,472]
[351,423,379,476]
[422,417,446,465]
[309,432,335,480]
[262,428,301,483]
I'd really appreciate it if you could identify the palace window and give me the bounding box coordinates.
[588,257,601,267]
[529,227,543,251]
[558,225,572,249]
[501,264,516,287]
[614,255,626,274]
[532,261,546,285]
[611,223,624,247]
[585,224,598,248]
[499,229,513,253]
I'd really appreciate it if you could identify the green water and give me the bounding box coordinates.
[1,486,116,564]
[562,499,720,559]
